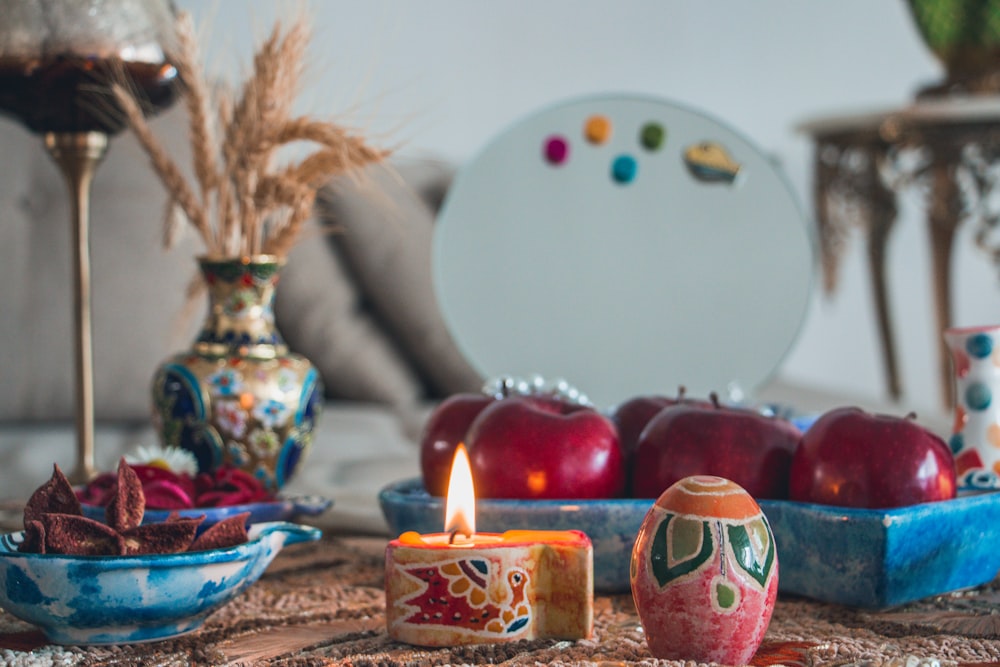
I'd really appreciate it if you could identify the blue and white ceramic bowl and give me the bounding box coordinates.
[379,478,1000,607]
[79,494,332,535]
[0,521,321,645]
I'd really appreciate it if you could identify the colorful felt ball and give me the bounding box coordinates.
[630,475,778,664]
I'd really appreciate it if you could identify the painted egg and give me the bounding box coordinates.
[630,475,778,664]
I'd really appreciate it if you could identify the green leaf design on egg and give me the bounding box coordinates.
[726,517,776,588]
[650,513,714,588]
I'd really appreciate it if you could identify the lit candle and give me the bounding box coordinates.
[385,445,594,647]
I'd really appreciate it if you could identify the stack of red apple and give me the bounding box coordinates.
[420,389,957,509]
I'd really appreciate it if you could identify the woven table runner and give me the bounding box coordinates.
[2,535,1000,666]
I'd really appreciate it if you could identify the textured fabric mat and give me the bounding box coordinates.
[2,535,1000,666]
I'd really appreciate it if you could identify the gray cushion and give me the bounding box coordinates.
[0,107,201,422]
[318,159,484,398]
[275,219,426,410]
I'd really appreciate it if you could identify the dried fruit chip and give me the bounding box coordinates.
[24,464,81,529]
[19,520,45,554]
[106,458,145,533]
[188,512,251,552]
[120,516,204,555]
[19,462,254,556]
[42,513,126,556]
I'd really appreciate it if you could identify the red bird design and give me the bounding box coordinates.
[398,558,531,636]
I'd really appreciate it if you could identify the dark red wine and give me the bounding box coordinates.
[0,55,179,135]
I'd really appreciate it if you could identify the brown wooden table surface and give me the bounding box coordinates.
[2,533,1000,666]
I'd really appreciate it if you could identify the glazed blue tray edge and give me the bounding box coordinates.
[380,478,1000,607]
[758,493,1000,608]
[377,479,649,593]
[757,500,887,607]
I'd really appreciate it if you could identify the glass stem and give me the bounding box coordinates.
[43,132,109,485]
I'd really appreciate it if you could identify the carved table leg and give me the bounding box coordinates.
[866,166,901,401]
[927,151,963,410]
[814,139,903,402]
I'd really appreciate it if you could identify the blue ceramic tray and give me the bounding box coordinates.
[759,492,1000,607]
[379,478,1000,607]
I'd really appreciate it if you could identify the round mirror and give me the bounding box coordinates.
[434,94,814,409]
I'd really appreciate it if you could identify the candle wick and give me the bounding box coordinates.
[448,529,472,544]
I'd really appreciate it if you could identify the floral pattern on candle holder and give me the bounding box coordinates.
[385,531,593,647]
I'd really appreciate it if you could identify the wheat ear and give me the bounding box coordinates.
[112,84,210,245]
[173,12,220,194]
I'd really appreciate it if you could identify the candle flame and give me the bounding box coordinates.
[444,444,475,538]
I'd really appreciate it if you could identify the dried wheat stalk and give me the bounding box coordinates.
[114,10,387,259]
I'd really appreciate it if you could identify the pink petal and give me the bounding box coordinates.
[132,465,196,498]
[195,489,249,507]
[76,472,117,506]
[143,480,195,510]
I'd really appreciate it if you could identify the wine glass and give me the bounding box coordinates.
[0,0,180,482]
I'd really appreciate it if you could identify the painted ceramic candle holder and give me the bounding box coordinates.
[380,478,644,593]
[385,529,593,647]
[945,324,1000,489]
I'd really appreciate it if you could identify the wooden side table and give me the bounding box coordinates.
[800,96,1000,409]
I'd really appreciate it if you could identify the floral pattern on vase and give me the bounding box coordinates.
[152,256,323,490]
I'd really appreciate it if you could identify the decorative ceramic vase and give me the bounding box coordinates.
[630,475,778,665]
[944,324,1000,489]
[151,256,323,490]
[907,0,1000,96]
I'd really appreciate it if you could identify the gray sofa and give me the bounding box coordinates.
[0,106,482,530]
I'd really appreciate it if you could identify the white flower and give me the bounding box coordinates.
[125,444,199,476]
[208,368,243,397]
[227,441,250,466]
[275,368,300,395]
[253,399,291,429]
[215,400,249,438]
[248,428,280,458]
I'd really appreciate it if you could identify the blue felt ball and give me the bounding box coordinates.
[611,155,638,184]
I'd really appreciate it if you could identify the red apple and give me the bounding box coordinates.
[788,407,956,509]
[631,397,801,499]
[610,388,712,494]
[610,388,706,457]
[419,393,495,496]
[466,396,625,499]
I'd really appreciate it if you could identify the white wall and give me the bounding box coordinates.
[176,0,1000,421]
